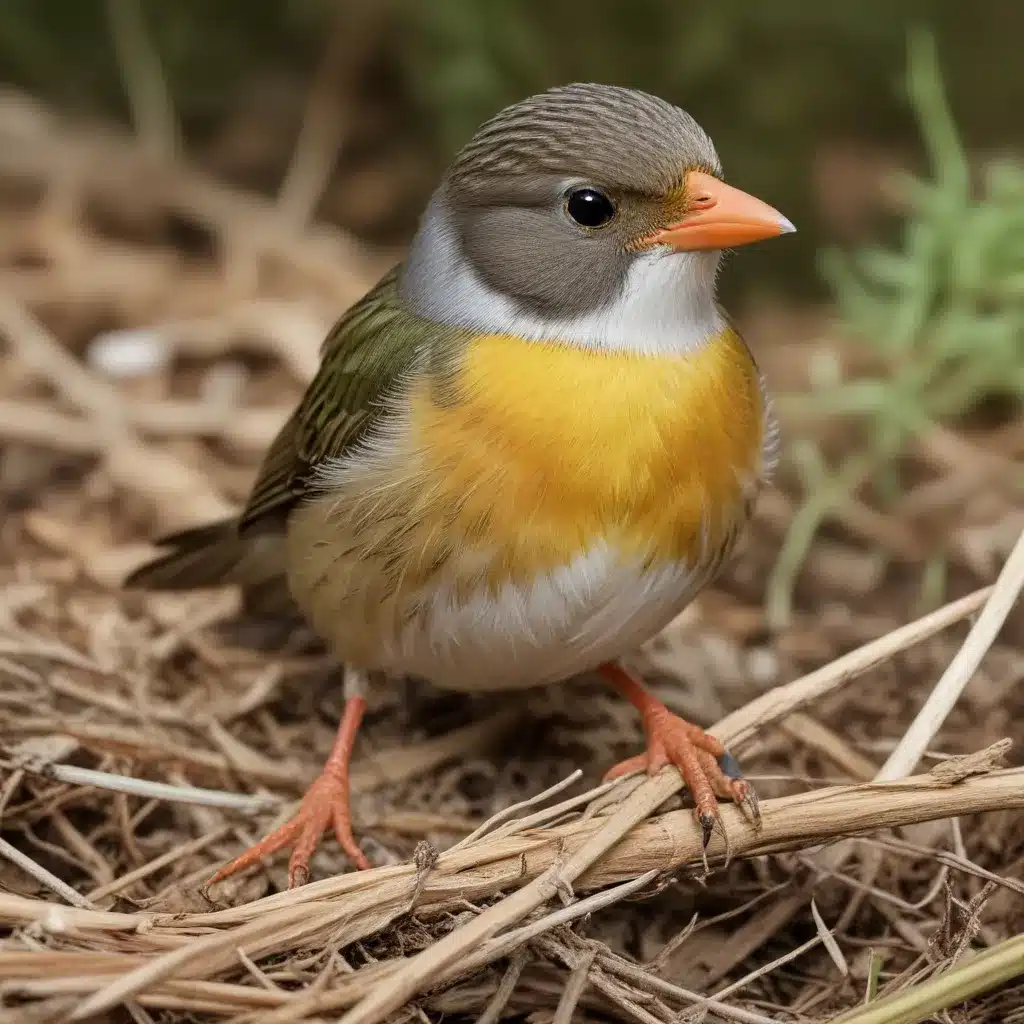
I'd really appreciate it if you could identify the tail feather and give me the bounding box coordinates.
[124,518,287,592]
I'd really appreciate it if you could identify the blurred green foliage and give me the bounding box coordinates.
[767,30,1024,626]
[2,1,1023,300]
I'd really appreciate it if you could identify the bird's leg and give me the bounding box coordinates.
[599,662,760,846]
[207,668,371,889]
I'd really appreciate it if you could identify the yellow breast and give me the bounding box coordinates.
[286,326,768,672]
[404,328,767,585]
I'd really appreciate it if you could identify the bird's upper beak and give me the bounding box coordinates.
[644,170,795,252]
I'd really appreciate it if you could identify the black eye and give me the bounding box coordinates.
[565,188,615,228]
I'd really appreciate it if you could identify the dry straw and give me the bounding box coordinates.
[1,576,1021,1021]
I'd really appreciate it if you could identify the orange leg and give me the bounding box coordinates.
[600,663,760,846]
[207,688,370,889]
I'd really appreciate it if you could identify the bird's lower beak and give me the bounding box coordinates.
[647,170,795,252]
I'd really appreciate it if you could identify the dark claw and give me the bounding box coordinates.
[700,812,716,849]
[741,786,762,829]
[718,748,763,831]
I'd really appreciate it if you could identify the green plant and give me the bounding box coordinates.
[766,28,1024,628]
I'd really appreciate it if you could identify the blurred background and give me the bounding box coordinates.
[3,0,1024,293]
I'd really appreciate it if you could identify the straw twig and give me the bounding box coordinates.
[550,945,595,1024]
[833,933,1024,1024]
[0,836,96,910]
[473,949,530,1024]
[22,762,278,812]
[0,764,1018,1016]
[713,584,993,751]
[105,0,181,160]
[876,526,1024,781]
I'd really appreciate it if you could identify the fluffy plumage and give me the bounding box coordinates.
[128,82,778,694]
[286,323,770,688]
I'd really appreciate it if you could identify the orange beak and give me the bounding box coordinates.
[645,170,795,252]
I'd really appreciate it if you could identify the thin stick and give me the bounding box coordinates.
[486,775,625,839]
[597,954,779,1024]
[0,836,96,909]
[712,584,993,749]
[337,774,685,1024]
[0,398,289,454]
[0,296,124,424]
[586,975,666,1024]
[473,949,529,1024]
[712,934,822,1000]
[450,770,584,851]
[34,763,278,812]
[68,902,346,1020]
[539,942,669,1024]
[451,871,661,977]
[551,946,596,1024]
[85,827,230,902]
[811,897,849,976]
[858,835,1024,897]
[876,526,1024,781]
[276,5,381,227]
[832,933,1024,1024]
[124,1000,157,1024]
[105,0,181,159]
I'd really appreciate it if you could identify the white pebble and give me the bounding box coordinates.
[87,327,171,378]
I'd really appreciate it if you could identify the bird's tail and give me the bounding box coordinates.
[124,519,287,592]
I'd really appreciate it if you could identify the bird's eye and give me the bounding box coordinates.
[565,188,615,228]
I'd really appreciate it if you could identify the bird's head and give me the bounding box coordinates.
[400,83,794,355]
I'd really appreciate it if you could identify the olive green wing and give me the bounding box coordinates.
[126,266,446,592]
[239,266,430,534]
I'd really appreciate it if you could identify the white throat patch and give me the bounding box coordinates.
[401,197,727,356]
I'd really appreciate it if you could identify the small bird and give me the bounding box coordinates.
[127,83,794,888]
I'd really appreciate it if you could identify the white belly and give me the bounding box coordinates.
[375,541,713,692]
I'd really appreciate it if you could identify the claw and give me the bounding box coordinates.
[206,695,368,889]
[700,812,716,849]
[736,780,762,828]
[716,750,761,829]
[599,663,761,868]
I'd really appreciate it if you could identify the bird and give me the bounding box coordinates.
[126,82,794,889]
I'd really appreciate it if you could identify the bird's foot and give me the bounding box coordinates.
[206,769,369,889]
[600,664,760,848]
[207,695,369,889]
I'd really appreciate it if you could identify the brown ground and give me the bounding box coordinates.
[0,90,1022,1023]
